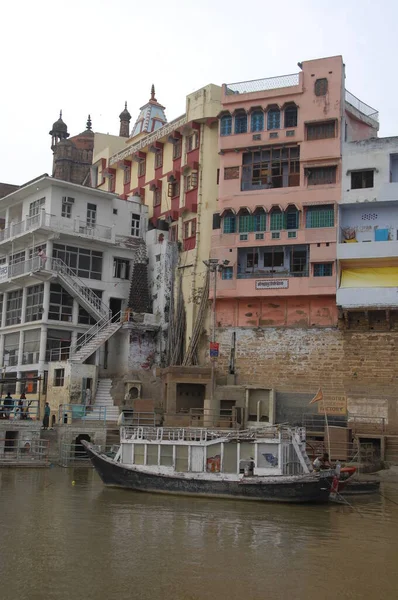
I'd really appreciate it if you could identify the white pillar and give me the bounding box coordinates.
[20,287,27,325]
[42,281,50,323]
[72,299,79,325]
[1,292,7,328]
[0,334,4,367]
[38,325,47,372]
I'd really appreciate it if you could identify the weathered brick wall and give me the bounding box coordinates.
[213,327,398,426]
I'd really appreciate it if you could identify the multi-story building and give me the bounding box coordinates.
[92,84,221,416]
[338,136,398,318]
[0,175,148,417]
[208,56,383,426]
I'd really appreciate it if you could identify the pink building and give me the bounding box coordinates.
[211,56,378,328]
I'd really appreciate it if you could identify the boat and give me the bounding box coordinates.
[83,425,334,504]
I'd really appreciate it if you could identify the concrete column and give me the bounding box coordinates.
[5,207,10,228]
[0,333,4,367]
[38,325,47,372]
[45,239,53,268]
[1,292,7,328]
[42,281,50,323]
[20,286,27,325]
[16,331,25,394]
[72,299,79,325]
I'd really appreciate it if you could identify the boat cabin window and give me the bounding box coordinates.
[175,446,188,472]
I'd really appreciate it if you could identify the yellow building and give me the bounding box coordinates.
[92,84,221,417]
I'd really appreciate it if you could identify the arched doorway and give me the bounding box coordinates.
[74,434,91,459]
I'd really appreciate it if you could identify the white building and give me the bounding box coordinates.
[338,137,398,314]
[0,175,151,416]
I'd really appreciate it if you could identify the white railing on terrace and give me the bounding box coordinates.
[0,211,113,244]
[225,73,300,95]
[120,425,301,443]
[345,90,379,122]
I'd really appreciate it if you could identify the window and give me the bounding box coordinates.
[284,105,298,128]
[235,112,247,134]
[314,263,333,277]
[54,368,65,387]
[78,290,102,325]
[173,138,182,159]
[267,109,280,130]
[86,203,97,227]
[49,283,73,322]
[124,165,131,185]
[306,205,334,228]
[246,250,259,269]
[61,196,74,218]
[286,206,299,230]
[223,211,236,234]
[289,246,308,275]
[22,330,40,366]
[220,115,232,136]
[3,373,17,394]
[307,166,336,186]
[238,210,252,233]
[184,172,198,192]
[253,208,266,232]
[131,213,141,237]
[351,170,374,189]
[270,209,284,231]
[306,121,336,140]
[263,247,284,268]
[113,258,130,279]
[138,158,146,177]
[187,131,199,152]
[154,189,161,206]
[6,290,23,326]
[52,244,103,280]
[222,267,233,280]
[169,225,178,242]
[10,250,25,265]
[108,173,116,192]
[315,78,328,96]
[113,208,118,215]
[4,332,19,367]
[29,197,45,218]
[251,111,264,132]
[183,219,196,239]
[23,371,38,394]
[25,284,44,322]
[241,146,300,191]
[46,329,71,362]
[155,149,163,169]
[168,180,180,198]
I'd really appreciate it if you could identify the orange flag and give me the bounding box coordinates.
[309,387,323,405]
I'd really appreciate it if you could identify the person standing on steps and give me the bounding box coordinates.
[84,387,92,413]
[43,402,50,430]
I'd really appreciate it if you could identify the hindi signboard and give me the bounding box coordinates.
[209,342,219,358]
[318,395,347,416]
[255,279,289,290]
[0,263,9,283]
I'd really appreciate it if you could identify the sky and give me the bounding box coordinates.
[1,0,398,185]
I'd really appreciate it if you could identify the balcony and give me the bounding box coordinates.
[0,211,114,247]
[338,240,398,261]
[337,287,398,309]
[345,90,379,123]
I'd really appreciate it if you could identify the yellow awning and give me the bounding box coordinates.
[341,267,398,288]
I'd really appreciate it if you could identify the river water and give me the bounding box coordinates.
[1,468,398,600]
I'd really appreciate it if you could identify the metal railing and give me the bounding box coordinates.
[58,404,107,425]
[0,211,113,244]
[58,442,117,467]
[306,439,377,465]
[349,416,386,435]
[70,310,122,359]
[0,399,40,420]
[189,408,239,429]
[237,269,309,279]
[0,438,49,464]
[345,90,379,122]
[225,73,300,95]
[121,425,298,443]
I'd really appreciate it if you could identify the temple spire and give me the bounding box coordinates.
[150,84,157,102]
[86,114,92,131]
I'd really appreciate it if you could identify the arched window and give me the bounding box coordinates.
[267,108,281,130]
[251,110,264,132]
[238,208,252,233]
[220,115,232,136]
[253,207,266,232]
[285,205,299,230]
[235,111,247,134]
[284,105,298,128]
[223,210,236,234]
[270,207,284,231]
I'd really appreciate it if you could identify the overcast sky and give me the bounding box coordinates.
[1,0,397,185]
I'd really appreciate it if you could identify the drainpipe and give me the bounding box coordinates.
[190,122,205,338]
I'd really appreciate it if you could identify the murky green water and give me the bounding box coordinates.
[1,468,398,600]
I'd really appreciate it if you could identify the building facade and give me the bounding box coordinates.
[0,176,148,418]
[50,113,95,186]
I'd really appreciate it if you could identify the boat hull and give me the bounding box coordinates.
[83,442,332,504]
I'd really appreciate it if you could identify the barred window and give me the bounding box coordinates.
[6,289,23,326]
[25,284,44,322]
[314,263,333,277]
[306,205,334,228]
[220,115,232,136]
[306,121,336,140]
[307,166,336,186]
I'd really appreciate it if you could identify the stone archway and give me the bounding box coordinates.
[74,433,91,459]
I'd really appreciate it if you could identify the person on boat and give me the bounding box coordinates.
[313,452,332,471]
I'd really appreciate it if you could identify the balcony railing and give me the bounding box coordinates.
[345,90,379,122]
[237,269,309,279]
[225,73,300,95]
[0,399,40,420]
[0,211,113,244]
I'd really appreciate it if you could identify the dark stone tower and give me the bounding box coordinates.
[119,102,131,138]
[50,113,94,186]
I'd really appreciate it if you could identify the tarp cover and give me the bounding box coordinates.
[341,267,398,288]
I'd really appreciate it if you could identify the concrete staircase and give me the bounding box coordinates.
[84,379,120,423]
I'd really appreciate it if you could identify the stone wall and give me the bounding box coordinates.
[213,326,398,428]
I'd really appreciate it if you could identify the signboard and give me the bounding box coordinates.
[255,279,289,290]
[209,342,219,358]
[0,263,8,283]
[318,395,347,416]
